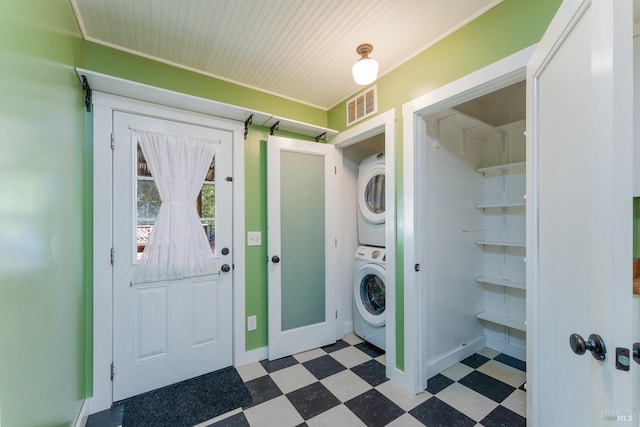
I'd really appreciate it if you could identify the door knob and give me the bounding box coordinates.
[633,343,640,365]
[221,264,231,273]
[221,247,230,255]
[569,333,606,361]
[271,255,280,264]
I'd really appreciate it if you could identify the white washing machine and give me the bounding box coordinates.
[357,152,385,247]
[353,245,386,350]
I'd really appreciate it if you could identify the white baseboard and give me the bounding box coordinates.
[343,321,354,335]
[426,337,486,379]
[485,337,526,361]
[235,346,268,367]
[74,399,89,427]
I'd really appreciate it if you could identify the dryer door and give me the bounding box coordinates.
[358,164,385,224]
[354,263,386,326]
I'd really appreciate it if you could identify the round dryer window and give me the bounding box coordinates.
[365,174,385,214]
[358,165,386,224]
[354,263,386,327]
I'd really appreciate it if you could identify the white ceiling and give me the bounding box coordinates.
[71,0,503,110]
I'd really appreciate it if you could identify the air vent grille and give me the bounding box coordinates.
[346,86,377,126]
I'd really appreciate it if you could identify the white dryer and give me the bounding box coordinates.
[357,152,385,247]
[353,245,386,350]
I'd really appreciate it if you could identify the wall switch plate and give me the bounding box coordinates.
[247,315,257,331]
[247,231,261,246]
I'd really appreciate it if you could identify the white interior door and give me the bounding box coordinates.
[112,111,233,401]
[527,0,634,424]
[267,135,338,360]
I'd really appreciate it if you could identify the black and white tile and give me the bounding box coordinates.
[213,333,526,427]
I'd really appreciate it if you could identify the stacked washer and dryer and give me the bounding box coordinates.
[353,152,386,350]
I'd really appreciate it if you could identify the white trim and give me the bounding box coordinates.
[90,91,246,413]
[402,45,535,393]
[73,399,89,427]
[235,346,269,367]
[330,110,402,389]
[76,68,337,140]
[425,337,486,379]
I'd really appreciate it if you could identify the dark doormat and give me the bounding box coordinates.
[120,367,252,427]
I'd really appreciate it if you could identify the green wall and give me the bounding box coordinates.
[83,42,328,129]
[0,1,87,426]
[243,127,314,349]
[328,0,562,369]
[0,2,564,425]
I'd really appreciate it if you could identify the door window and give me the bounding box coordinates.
[135,142,216,260]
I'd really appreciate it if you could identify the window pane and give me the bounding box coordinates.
[280,150,325,331]
[137,144,152,177]
[202,220,215,252]
[136,221,153,260]
[205,156,215,182]
[137,179,161,219]
[200,184,215,218]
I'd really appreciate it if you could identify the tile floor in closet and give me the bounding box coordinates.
[207,332,526,427]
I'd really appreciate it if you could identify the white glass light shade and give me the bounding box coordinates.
[352,58,379,85]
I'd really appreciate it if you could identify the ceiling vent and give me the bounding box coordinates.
[346,86,377,127]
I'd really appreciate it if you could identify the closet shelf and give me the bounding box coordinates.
[475,276,526,290]
[475,240,526,248]
[475,161,526,174]
[475,202,525,209]
[476,311,526,331]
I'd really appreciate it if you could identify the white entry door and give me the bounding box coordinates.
[112,111,234,401]
[527,0,634,424]
[267,135,338,360]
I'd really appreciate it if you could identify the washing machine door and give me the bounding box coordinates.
[354,263,386,327]
[358,164,385,224]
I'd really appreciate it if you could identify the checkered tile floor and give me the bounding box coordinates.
[208,333,526,427]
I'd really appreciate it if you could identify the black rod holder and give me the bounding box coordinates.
[315,132,327,143]
[81,75,92,112]
[270,121,280,136]
[244,114,253,140]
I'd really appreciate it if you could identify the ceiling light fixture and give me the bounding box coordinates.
[352,43,379,86]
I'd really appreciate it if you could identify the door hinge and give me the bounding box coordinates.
[335,310,338,319]
[225,176,233,182]
[110,132,114,150]
[110,362,115,381]
[110,247,115,266]
[335,166,337,175]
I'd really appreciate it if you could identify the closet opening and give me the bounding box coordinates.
[417,80,527,383]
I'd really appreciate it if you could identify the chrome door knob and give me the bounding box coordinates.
[221,264,231,273]
[271,255,280,264]
[569,333,606,361]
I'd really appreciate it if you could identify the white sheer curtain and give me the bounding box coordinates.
[132,129,218,284]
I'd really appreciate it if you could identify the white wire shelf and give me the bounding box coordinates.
[475,240,526,248]
[475,161,526,174]
[476,311,526,331]
[475,276,526,290]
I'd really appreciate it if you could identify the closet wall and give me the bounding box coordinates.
[421,81,527,377]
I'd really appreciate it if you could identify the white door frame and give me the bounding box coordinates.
[90,91,245,413]
[330,109,398,385]
[401,46,535,393]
